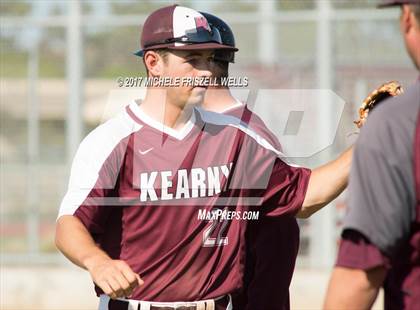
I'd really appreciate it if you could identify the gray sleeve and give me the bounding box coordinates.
[344,88,418,257]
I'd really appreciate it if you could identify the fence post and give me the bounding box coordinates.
[66,0,83,162]
[309,0,336,269]
[27,38,40,254]
[258,1,276,65]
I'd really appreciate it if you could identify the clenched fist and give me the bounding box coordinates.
[86,256,144,299]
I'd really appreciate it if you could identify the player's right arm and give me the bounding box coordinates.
[235,106,352,219]
[323,230,388,310]
[324,265,385,310]
[297,146,352,218]
[55,115,144,299]
[56,215,143,299]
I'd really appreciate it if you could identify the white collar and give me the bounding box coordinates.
[128,101,196,140]
[218,98,244,114]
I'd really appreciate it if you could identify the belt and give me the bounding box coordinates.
[103,295,231,310]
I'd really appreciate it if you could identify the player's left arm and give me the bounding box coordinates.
[296,146,352,218]
[324,266,386,310]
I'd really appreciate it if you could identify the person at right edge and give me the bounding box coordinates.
[324,1,420,309]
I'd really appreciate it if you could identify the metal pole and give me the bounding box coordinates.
[27,40,40,254]
[310,0,336,269]
[66,0,83,162]
[316,0,333,92]
[258,1,276,65]
[354,79,368,110]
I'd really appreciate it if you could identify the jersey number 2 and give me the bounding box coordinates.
[202,208,229,247]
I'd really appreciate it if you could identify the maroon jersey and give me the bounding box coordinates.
[221,102,301,310]
[59,101,311,302]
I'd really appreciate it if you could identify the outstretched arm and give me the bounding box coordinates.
[55,215,143,299]
[296,147,352,218]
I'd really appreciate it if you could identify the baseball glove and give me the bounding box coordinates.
[354,81,403,128]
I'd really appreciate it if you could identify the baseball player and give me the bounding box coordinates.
[200,12,361,310]
[200,13,301,310]
[55,5,352,310]
[324,1,420,309]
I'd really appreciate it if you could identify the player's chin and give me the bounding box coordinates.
[193,85,208,94]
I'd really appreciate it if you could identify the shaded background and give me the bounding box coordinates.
[0,0,418,309]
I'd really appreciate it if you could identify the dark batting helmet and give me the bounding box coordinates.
[134,5,237,57]
[378,0,420,7]
[200,12,237,63]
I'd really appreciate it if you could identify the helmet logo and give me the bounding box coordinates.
[194,16,211,32]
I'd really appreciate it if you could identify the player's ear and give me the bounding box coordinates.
[144,51,164,77]
[400,5,412,34]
